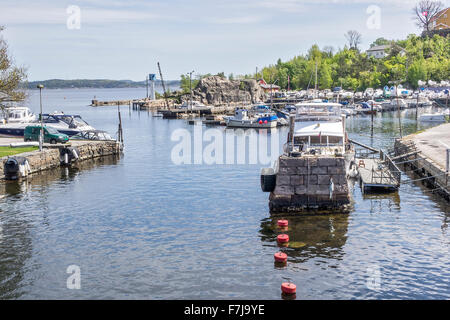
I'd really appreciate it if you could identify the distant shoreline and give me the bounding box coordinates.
[21,79,181,90]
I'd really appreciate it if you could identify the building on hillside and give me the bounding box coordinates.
[429,7,450,31]
[258,79,280,93]
[366,44,406,59]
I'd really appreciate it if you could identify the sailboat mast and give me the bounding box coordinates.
[314,60,318,98]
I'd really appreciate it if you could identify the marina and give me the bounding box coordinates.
[0,87,449,300]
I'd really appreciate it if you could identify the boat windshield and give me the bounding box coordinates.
[59,115,89,126]
[295,103,342,121]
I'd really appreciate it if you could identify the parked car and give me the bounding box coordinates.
[24,125,69,144]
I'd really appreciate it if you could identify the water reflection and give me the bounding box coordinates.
[0,155,120,299]
[260,214,349,263]
[362,193,401,213]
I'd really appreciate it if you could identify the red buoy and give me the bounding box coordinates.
[277,220,288,227]
[281,282,296,295]
[274,252,287,263]
[259,120,263,124]
[277,234,289,243]
[264,120,268,124]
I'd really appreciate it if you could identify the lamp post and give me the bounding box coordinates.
[187,71,194,113]
[37,84,44,151]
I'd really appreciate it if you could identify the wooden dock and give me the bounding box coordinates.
[157,106,236,119]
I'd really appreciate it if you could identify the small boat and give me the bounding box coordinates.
[179,101,210,110]
[358,102,377,115]
[0,111,96,137]
[225,108,278,128]
[419,111,449,122]
[341,108,355,117]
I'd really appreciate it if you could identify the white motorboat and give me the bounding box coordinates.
[419,110,449,122]
[0,111,96,137]
[180,100,210,110]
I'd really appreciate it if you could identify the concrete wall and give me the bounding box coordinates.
[269,155,350,213]
[395,139,449,201]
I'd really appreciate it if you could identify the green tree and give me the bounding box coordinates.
[0,26,27,103]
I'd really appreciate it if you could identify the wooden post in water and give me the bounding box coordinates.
[371,93,374,139]
[289,115,295,153]
[416,90,419,121]
[117,102,124,144]
[396,85,403,138]
[446,149,449,187]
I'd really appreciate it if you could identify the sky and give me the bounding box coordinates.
[0,0,437,81]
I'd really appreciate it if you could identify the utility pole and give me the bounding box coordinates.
[37,84,44,151]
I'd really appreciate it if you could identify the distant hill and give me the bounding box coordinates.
[22,79,180,89]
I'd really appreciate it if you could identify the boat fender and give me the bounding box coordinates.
[4,156,28,180]
[260,167,276,192]
[71,148,79,160]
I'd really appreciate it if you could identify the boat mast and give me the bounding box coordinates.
[314,60,318,99]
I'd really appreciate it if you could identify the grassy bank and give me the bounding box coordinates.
[0,146,39,157]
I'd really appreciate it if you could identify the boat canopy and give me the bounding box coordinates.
[294,122,344,137]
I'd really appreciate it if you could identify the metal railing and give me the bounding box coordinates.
[380,149,402,185]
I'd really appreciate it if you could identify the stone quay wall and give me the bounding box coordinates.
[0,141,122,180]
[269,155,350,213]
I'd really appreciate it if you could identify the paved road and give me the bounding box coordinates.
[410,123,450,170]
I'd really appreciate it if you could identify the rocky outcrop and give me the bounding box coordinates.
[184,76,265,105]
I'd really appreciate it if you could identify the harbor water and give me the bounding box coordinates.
[0,88,449,299]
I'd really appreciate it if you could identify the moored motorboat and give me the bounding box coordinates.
[226,108,278,128]
[261,101,354,212]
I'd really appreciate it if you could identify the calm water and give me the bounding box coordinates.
[0,88,449,299]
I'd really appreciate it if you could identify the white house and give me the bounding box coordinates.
[366,44,405,59]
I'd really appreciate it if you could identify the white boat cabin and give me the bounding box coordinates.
[286,101,347,156]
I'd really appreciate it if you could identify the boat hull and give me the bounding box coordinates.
[226,119,277,129]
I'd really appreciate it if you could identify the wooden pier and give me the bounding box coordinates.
[157,105,236,119]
